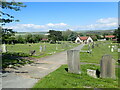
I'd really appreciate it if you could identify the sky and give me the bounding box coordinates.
[3,2,118,32]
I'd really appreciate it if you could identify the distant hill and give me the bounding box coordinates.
[15,32,48,36]
[15,29,116,36]
[75,30,115,35]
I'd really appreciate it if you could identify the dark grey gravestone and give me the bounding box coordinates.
[88,44,90,50]
[67,50,81,74]
[92,45,94,48]
[100,55,116,79]
[30,50,36,56]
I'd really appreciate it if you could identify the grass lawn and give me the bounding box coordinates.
[6,42,78,58]
[80,41,118,64]
[33,41,119,88]
[33,64,119,88]
[2,42,79,69]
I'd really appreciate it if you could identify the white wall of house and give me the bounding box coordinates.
[75,37,82,43]
[86,37,93,43]
[75,36,93,44]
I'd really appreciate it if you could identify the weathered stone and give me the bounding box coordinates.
[67,50,81,74]
[111,48,114,52]
[2,44,7,53]
[30,50,36,56]
[39,45,42,52]
[100,55,116,79]
[87,69,97,78]
[43,45,46,51]
[92,45,94,48]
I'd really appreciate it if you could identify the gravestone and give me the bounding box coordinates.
[100,55,116,79]
[118,48,120,63]
[43,45,46,51]
[39,45,42,52]
[87,69,97,78]
[96,44,99,47]
[88,44,90,50]
[92,45,94,48]
[56,44,58,50]
[67,50,81,74]
[111,48,114,52]
[2,44,7,53]
[30,50,36,56]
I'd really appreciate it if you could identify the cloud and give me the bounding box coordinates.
[46,23,67,27]
[96,18,117,24]
[5,17,118,32]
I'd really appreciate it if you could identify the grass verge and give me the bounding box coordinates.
[33,64,119,88]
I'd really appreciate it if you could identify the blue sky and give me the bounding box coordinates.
[4,2,118,32]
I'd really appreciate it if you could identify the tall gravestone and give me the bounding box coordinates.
[100,55,116,79]
[43,45,46,52]
[67,50,81,74]
[2,44,7,53]
[39,45,42,52]
[56,44,58,50]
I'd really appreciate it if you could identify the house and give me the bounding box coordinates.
[105,35,115,40]
[75,36,93,44]
[41,38,48,42]
[105,35,115,39]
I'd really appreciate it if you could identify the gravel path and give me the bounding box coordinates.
[2,44,84,88]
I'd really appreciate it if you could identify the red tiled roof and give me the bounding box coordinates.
[79,36,88,40]
[105,35,115,38]
[41,38,48,41]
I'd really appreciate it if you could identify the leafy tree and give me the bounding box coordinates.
[62,29,73,41]
[25,34,35,43]
[114,26,120,43]
[17,35,25,43]
[1,1,26,44]
[48,30,63,42]
[67,32,77,41]
[2,28,15,44]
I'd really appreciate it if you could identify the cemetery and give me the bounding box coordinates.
[33,42,120,88]
[33,41,119,88]
[1,1,120,89]
[1,40,119,88]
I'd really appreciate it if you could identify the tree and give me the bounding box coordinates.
[62,29,73,41]
[25,34,35,43]
[1,1,26,44]
[17,35,25,43]
[67,32,77,41]
[48,30,63,42]
[114,26,120,43]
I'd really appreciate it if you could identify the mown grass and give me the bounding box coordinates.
[6,42,78,58]
[2,42,79,69]
[33,41,119,88]
[33,64,119,88]
[80,41,118,64]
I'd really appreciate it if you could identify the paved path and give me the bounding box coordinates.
[2,44,84,88]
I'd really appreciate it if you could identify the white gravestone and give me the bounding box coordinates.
[87,69,97,78]
[111,48,114,52]
[39,45,42,52]
[2,44,7,53]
